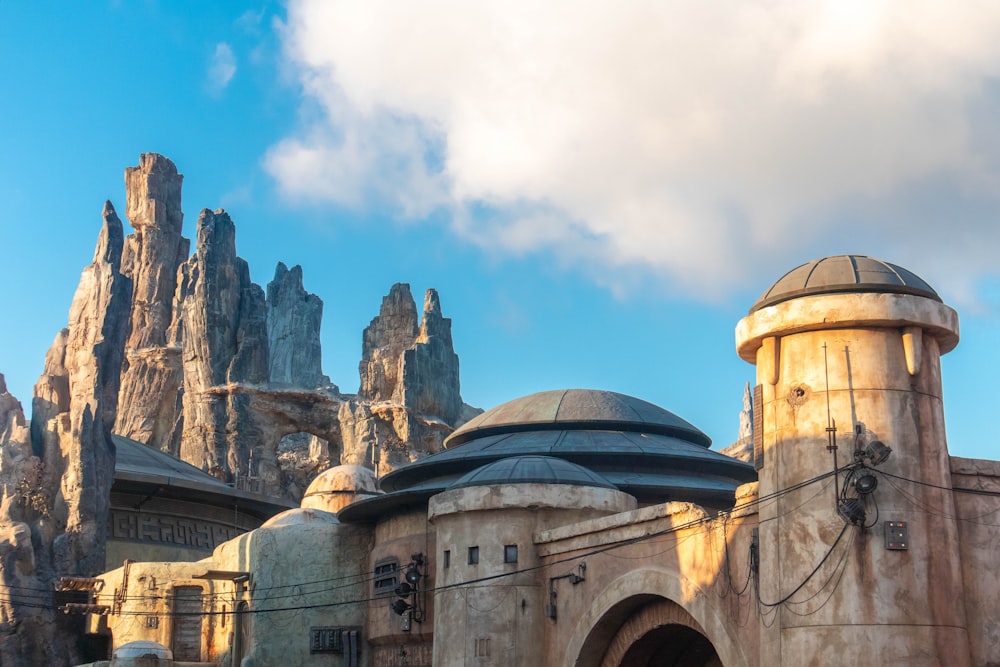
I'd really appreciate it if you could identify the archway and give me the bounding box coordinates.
[580,596,722,667]
[611,622,719,667]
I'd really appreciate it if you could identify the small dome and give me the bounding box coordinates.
[301,465,379,513]
[446,389,710,448]
[751,255,941,313]
[113,640,173,659]
[449,455,617,491]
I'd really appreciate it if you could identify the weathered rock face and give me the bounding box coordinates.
[115,153,188,453]
[176,208,270,479]
[342,284,477,473]
[267,262,331,389]
[0,205,131,666]
[359,283,419,403]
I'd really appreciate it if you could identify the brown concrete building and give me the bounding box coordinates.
[81,256,1000,667]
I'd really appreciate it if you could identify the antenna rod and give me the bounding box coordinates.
[823,343,840,500]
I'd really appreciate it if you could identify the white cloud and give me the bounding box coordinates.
[207,42,237,94]
[266,0,1000,303]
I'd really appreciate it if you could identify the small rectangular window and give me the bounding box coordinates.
[443,550,450,569]
[373,559,398,596]
[468,546,479,565]
[504,544,518,563]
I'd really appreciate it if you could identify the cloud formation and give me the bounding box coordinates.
[267,0,1000,302]
[207,42,237,94]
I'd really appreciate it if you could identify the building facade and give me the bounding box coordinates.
[80,256,1000,667]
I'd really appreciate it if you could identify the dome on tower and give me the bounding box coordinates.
[751,255,941,313]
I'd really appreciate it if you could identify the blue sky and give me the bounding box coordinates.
[1,1,998,459]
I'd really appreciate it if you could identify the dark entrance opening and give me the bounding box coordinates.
[617,623,720,667]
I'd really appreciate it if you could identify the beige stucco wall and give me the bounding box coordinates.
[738,292,971,666]
[428,483,636,667]
[951,456,1000,666]
[535,496,759,667]
[95,508,373,667]
[366,509,436,666]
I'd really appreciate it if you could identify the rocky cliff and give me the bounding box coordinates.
[0,206,131,665]
[0,152,481,664]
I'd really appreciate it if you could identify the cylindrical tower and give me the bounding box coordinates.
[428,456,635,667]
[736,255,968,666]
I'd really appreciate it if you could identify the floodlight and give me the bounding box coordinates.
[390,599,411,616]
[854,473,878,495]
[394,582,412,597]
[865,440,892,466]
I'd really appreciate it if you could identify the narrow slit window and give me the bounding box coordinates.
[468,546,479,565]
[504,544,518,564]
[443,550,451,569]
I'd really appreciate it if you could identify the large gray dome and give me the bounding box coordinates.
[751,255,941,313]
[446,388,710,448]
[338,389,755,523]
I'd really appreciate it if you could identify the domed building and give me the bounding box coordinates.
[84,255,1000,667]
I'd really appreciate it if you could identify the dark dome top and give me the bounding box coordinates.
[446,389,710,448]
[751,255,941,313]
[448,456,617,491]
[338,389,755,523]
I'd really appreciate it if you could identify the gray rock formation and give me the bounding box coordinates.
[176,208,269,480]
[115,153,189,454]
[267,262,331,389]
[342,284,476,473]
[0,205,131,665]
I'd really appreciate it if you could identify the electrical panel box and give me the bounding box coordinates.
[885,521,908,550]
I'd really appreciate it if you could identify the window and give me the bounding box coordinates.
[373,559,399,596]
[443,550,450,569]
[468,546,479,565]
[504,544,518,564]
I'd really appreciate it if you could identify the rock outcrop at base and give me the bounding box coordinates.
[0,206,131,666]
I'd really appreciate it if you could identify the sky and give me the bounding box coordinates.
[0,1,998,460]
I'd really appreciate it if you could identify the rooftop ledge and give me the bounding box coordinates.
[735,292,959,364]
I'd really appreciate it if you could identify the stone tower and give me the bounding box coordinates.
[735,255,969,665]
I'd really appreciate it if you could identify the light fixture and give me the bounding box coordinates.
[865,440,892,466]
[838,498,866,525]
[391,553,425,622]
[854,472,878,495]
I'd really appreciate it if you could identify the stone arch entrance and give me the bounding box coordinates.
[577,596,722,667]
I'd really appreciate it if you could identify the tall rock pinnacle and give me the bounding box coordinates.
[115,154,189,452]
[343,283,472,473]
[176,208,269,477]
[266,262,330,389]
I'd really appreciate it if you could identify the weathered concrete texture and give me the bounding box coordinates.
[737,292,971,666]
[93,509,373,667]
[429,483,636,667]
[266,262,330,389]
[115,154,189,454]
[951,456,1000,666]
